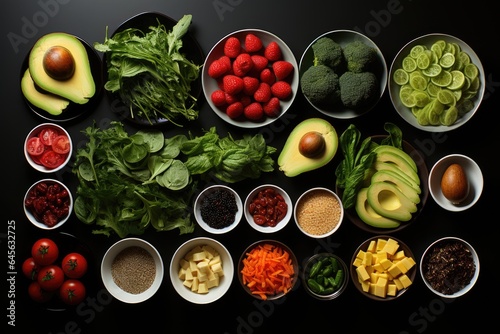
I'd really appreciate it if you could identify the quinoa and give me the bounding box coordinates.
[111,246,156,294]
[296,189,341,235]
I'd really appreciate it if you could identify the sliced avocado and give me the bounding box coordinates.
[28,32,95,104]
[373,161,420,188]
[278,118,338,177]
[366,181,417,222]
[375,151,420,186]
[21,69,70,115]
[370,170,421,204]
[355,187,401,228]
[373,145,417,172]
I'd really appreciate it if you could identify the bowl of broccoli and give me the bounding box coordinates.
[299,30,387,119]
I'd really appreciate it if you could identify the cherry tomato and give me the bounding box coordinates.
[22,257,40,280]
[61,253,88,279]
[37,264,65,291]
[26,137,46,156]
[39,127,60,146]
[52,134,70,154]
[39,149,65,169]
[59,279,86,305]
[31,238,59,266]
[28,281,53,303]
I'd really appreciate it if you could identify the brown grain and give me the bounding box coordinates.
[111,246,156,294]
[296,189,341,235]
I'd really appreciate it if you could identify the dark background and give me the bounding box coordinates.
[3,0,498,333]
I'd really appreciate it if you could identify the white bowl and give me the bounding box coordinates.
[420,237,479,298]
[244,184,292,233]
[202,28,298,128]
[24,123,73,173]
[428,154,483,211]
[299,29,387,119]
[193,185,243,234]
[101,238,164,304]
[169,237,234,304]
[294,187,344,238]
[389,33,485,132]
[24,178,73,230]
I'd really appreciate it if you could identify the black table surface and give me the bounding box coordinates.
[3,0,498,333]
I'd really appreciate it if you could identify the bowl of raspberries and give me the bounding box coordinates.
[202,29,299,128]
[299,30,388,119]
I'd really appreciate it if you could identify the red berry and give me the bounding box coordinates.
[242,76,260,95]
[250,55,269,74]
[224,36,241,58]
[208,58,230,78]
[260,68,276,85]
[244,102,264,121]
[211,89,227,107]
[254,82,272,103]
[263,97,281,117]
[240,95,252,107]
[223,75,244,95]
[225,92,240,105]
[226,102,244,119]
[264,41,282,61]
[272,60,294,81]
[233,53,253,77]
[271,81,292,100]
[245,33,263,53]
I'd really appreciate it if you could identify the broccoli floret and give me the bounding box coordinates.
[300,64,340,108]
[339,71,379,109]
[311,37,344,72]
[342,40,377,73]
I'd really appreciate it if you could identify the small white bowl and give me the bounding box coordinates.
[101,238,164,304]
[294,187,344,238]
[244,184,292,233]
[420,237,479,298]
[24,178,73,230]
[194,185,243,234]
[24,123,73,173]
[169,237,234,304]
[202,28,298,128]
[428,154,483,211]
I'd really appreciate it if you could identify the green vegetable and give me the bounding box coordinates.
[94,14,201,126]
[300,64,340,107]
[306,255,345,295]
[307,279,324,294]
[311,37,344,71]
[339,71,379,110]
[335,123,404,209]
[342,40,377,73]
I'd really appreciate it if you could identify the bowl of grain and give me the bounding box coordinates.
[294,187,344,238]
[101,238,164,303]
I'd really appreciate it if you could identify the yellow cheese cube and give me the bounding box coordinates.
[393,277,404,290]
[381,238,400,255]
[387,283,398,296]
[202,245,218,260]
[190,277,199,292]
[178,267,186,280]
[192,251,207,262]
[363,251,373,266]
[367,240,377,253]
[185,267,193,281]
[379,258,393,270]
[209,255,221,266]
[398,274,412,288]
[180,258,190,270]
[376,238,387,251]
[361,280,370,292]
[387,263,403,278]
[370,272,379,284]
[356,265,370,281]
[393,250,406,260]
[198,270,208,282]
[395,261,408,274]
[373,277,388,298]
[207,273,220,289]
[356,249,366,260]
[197,260,210,273]
[372,263,385,272]
[401,257,416,271]
[183,279,193,288]
[197,282,209,294]
[353,257,363,267]
[211,262,224,276]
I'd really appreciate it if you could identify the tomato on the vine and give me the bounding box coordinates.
[28,281,53,303]
[37,264,65,291]
[31,238,59,266]
[22,257,40,280]
[59,279,86,305]
[61,252,88,279]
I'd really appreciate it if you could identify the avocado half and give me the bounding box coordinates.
[278,118,338,177]
[28,32,95,104]
[21,69,70,115]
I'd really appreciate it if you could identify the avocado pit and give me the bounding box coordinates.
[43,46,76,80]
[298,131,326,158]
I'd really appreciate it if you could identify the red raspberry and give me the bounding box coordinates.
[208,58,231,79]
[222,75,244,95]
[272,60,294,81]
[224,36,241,58]
[211,89,227,107]
[218,55,232,71]
[271,81,292,100]
[240,95,252,107]
[224,92,239,105]
[263,97,281,117]
[250,55,269,74]
[226,102,244,119]
[233,53,253,77]
[242,76,260,95]
[260,68,276,85]
[254,82,272,103]
[264,41,282,61]
[245,33,263,53]
[244,102,264,121]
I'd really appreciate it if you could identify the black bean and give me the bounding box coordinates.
[200,188,238,229]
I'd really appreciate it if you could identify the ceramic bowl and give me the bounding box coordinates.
[302,253,349,300]
[428,154,483,211]
[350,235,417,301]
[193,185,243,234]
[24,178,73,230]
[299,29,387,119]
[202,28,298,128]
[169,237,234,304]
[244,184,293,233]
[24,123,72,173]
[101,238,164,304]
[389,33,485,132]
[238,239,298,300]
[294,187,344,238]
[420,236,479,298]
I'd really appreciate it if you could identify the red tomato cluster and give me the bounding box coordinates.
[22,238,88,305]
[26,126,70,169]
[24,180,71,227]
[248,187,288,227]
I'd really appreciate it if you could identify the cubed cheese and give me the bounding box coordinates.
[362,251,373,266]
[373,277,388,298]
[376,238,387,251]
[178,267,186,280]
[367,240,377,253]
[197,260,209,273]
[398,274,412,288]
[356,265,370,281]
[387,263,403,278]
[211,262,224,276]
[192,251,207,262]
[380,258,393,270]
[387,283,398,296]
[197,282,209,294]
[401,257,416,271]
[381,238,400,255]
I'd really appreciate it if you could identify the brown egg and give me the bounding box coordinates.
[441,163,469,204]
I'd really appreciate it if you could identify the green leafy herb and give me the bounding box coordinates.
[94,14,201,126]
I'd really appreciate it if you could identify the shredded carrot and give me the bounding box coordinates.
[240,243,295,300]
